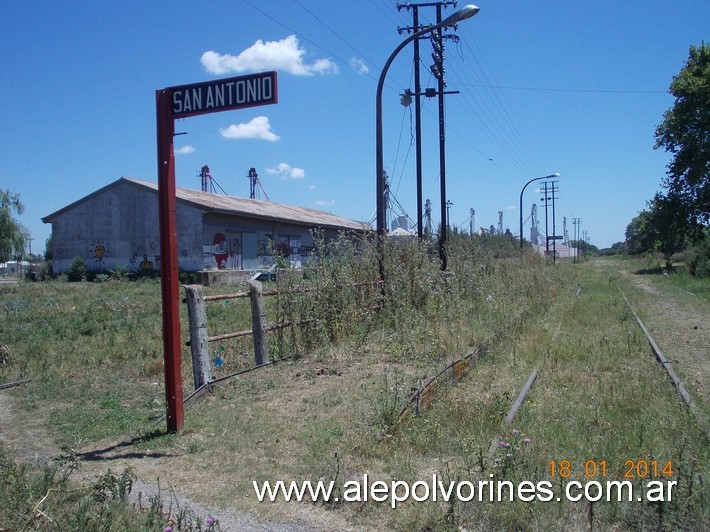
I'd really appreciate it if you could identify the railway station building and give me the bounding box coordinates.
[42,177,369,275]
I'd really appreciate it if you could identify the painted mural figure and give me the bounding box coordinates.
[94,244,106,268]
[203,232,242,269]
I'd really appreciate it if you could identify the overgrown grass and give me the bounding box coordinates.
[0,444,220,531]
[1,239,708,530]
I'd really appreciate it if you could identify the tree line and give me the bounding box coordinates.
[625,42,709,277]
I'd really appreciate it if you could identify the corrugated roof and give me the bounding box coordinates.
[44,177,371,232]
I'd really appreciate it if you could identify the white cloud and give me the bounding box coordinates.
[315,199,336,207]
[265,162,305,180]
[349,57,369,74]
[201,35,338,76]
[219,116,279,141]
[175,145,195,155]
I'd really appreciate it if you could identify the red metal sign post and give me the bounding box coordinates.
[156,89,184,433]
[155,72,278,433]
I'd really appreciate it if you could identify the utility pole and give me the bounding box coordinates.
[397,0,458,268]
[383,171,391,232]
[572,217,581,263]
[469,208,474,236]
[540,180,559,262]
[435,3,448,269]
[397,3,423,240]
[542,182,550,256]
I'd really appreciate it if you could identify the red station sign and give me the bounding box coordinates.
[156,72,278,432]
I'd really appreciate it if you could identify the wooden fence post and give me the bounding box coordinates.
[248,279,268,365]
[184,284,212,389]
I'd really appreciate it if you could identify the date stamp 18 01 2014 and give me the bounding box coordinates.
[548,459,674,479]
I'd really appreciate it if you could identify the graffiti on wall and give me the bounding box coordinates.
[255,235,305,267]
[130,247,160,272]
[139,255,154,271]
[277,235,303,267]
[91,242,107,268]
[203,232,241,269]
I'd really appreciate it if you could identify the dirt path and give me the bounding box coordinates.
[0,390,313,531]
[0,388,61,465]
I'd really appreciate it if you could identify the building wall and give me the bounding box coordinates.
[202,213,334,270]
[49,182,349,274]
[50,183,204,273]
[532,243,578,258]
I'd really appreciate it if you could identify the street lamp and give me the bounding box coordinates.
[376,4,480,287]
[519,173,560,249]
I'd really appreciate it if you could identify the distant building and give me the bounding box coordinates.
[42,177,369,274]
[388,226,416,238]
[532,243,578,259]
[0,260,30,277]
[390,215,409,232]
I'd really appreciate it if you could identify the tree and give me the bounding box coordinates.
[0,189,28,263]
[625,209,654,255]
[654,42,710,236]
[609,241,626,255]
[44,234,53,261]
[625,194,689,260]
[647,193,690,258]
[570,239,600,257]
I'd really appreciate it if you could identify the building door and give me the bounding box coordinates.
[242,233,258,269]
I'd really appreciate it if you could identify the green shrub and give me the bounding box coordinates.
[108,264,129,281]
[179,271,197,284]
[687,233,710,278]
[67,256,87,282]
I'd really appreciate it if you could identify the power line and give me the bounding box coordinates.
[294,0,379,73]
[240,0,381,85]
[459,83,668,94]
[371,0,406,27]
[445,34,545,179]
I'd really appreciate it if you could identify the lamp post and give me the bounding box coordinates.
[376,4,480,287]
[519,173,560,249]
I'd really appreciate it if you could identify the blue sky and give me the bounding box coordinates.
[1,0,707,253]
